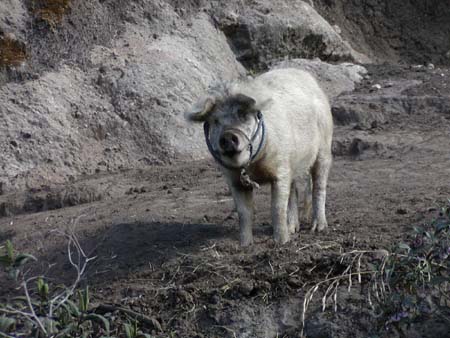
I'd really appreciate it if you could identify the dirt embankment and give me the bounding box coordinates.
[1,0,449,195]
[314,0,450,65]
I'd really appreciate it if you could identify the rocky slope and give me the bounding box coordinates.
[314,0,450,65]
[0,0,449,195]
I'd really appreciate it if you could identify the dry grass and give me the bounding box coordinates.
[0,36,27,68]
[33,0,71,27]
[300,249,390,337]
[300,202,450,337]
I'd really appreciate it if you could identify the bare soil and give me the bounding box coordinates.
[1,64,450,337]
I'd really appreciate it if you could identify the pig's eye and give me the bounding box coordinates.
[238,109,248,121]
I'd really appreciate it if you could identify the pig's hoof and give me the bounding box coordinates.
[288,223,299,234]
[240,238,254,247]
[311,221,328,232]
[274,233,290,245]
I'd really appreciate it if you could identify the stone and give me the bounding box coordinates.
[273,58,367,99]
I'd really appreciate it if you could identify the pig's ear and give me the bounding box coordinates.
[185,96,216,122]
[233,94,256,110]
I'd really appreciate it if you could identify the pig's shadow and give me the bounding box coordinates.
[40,221,239,284]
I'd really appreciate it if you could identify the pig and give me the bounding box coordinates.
[185,68,333,246]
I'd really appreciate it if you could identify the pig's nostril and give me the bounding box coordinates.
[219,136,228,149]
[231,135,239,146]
[220,133,240,154]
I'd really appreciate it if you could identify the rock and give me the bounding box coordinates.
[21,132,31,139]
[333,24,342,35]
[237,280,254,296]
[396,208,408,215]
[217,0,370,70]
[371,84,382,91]
[411,64,426,72]
[332,79,450,128]
[349,138,370,157]
[209,292,220,305]
[0,0,29,41]
[273,58,367,99]
[427,63,435,70]
[2,32,17,41]
[331,140,348,156]
[331,98,377,126]
[287,277,302,288]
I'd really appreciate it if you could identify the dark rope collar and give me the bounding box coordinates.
[203,111,266,171]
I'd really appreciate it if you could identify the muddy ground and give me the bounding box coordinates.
[1,64,450,337]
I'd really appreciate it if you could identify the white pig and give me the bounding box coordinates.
[185,68,333,246]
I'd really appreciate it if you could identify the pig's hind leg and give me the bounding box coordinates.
[302,174,313,224]
[287,181,300,234]
[310,152,331,232]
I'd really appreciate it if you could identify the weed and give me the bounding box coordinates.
[0,221,158,337]
[373,200,450,334]
[300,199,450,337]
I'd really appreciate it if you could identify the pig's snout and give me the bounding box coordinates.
[219,131,241,156]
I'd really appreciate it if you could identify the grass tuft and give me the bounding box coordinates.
[300,199,450,337]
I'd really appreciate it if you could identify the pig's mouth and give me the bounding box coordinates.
[203,111,266,170]
[221,149,242,158]
[219,128,248,158]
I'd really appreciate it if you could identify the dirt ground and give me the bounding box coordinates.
[1,64,450,337]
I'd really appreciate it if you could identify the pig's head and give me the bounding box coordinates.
[185,93,263,169]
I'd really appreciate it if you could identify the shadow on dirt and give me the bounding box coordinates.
[0,229,16,243]
[37,220,238,287]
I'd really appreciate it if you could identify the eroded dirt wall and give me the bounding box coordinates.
[314,0,450,65]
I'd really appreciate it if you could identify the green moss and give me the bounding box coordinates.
[0,36,27,68]
[34,0,71,27]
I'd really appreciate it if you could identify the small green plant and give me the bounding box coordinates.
[123,320,153,338]
[0,234,110,337]
[0,228,157,337]
[0,240,36,280]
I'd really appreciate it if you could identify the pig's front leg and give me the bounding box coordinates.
[271,179,291,244]
[230,184,255,246]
